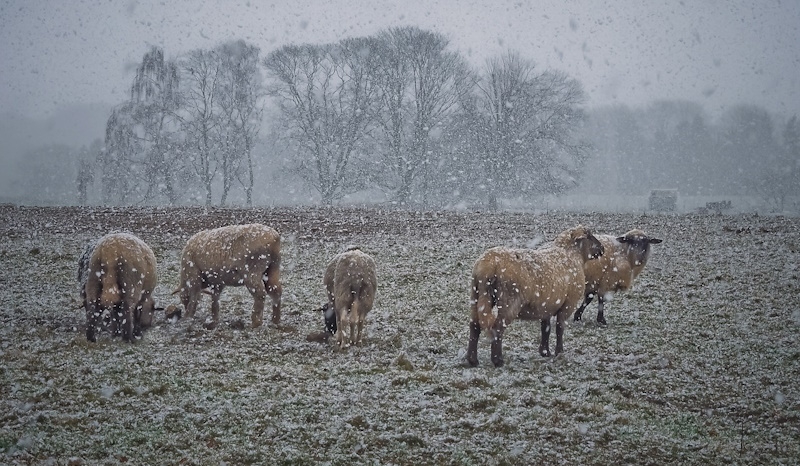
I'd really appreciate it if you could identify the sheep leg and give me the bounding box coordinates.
[185,286,200,318]
[111,304,124,337]
[264,262,282,325]
[539,318,552,357]
[351,299,362,346]
[596,297,607,326]
[138,292,155,329]
[490,319,506,367]
[120,298,135,342]
[205,288,222,330]
[466,320,481,367]
[247,278,267,328]
[356,318,365,347]
[554,312,566,356]
[334,306,348,350]
[574,293,594,322]
[86,300,101,343]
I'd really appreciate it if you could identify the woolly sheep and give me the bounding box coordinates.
[321,247,377,349]
[466,225,604,367]
[80,232,157,342]
[573,229,662,325]
[174,224,282,329]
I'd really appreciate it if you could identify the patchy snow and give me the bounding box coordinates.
[1,205,799,464]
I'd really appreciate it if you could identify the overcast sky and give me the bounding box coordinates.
[1,0,798,119]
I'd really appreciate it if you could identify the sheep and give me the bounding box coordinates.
[466,225,604,367]
[321,247,377,349]
[573,229,662,325]
[80,232,157,342]
[174,223,282,329]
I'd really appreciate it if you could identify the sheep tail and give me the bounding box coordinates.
[99,263,122,309]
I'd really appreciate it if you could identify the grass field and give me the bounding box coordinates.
[1,205,798,465]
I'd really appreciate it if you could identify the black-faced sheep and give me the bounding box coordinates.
[174,224,282,329]
[466,225,604,367]
[321,247,377,349]
[573,229,662,325]
[80,233,157,342]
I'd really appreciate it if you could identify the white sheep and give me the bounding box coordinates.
[573,229,662,325]
[322,247,377,349]
[466,225,604,367]
[174,224,282,329]
[80,232,157,342]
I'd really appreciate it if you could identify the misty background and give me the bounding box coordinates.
[1,0,798,213]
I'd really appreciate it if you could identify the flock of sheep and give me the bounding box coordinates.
[78,222,661,366]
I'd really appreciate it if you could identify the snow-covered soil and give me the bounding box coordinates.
[1,205,798,464]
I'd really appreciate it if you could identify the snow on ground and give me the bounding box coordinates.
[1,205,798,464]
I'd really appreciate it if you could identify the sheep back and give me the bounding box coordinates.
[323,247,377,347]
[179,223,281,292]
[324,248,377,313]
[471,245,586,331]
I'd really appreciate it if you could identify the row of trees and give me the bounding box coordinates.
[583,101,800,211]
[81,26,587,207]
[64,26,797,211]
[96,42,264,206]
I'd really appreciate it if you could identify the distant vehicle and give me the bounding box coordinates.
[648,189,678,212]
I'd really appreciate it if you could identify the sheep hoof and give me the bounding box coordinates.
[466,357,478,367]
[597,317,607,326]
[203,321,218,330]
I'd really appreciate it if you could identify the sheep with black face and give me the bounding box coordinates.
[573,229,662,325]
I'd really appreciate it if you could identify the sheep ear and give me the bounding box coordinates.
[648,238,663,244]
[616,236,628,243]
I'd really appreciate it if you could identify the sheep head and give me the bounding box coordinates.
[616,229,662,266]
[562,225,604,261]
[319,302,337,335]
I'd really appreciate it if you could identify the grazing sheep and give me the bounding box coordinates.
[80,233,157,342]
[573,229,662,325]
[466,226,604,367]
[322,247,377,349]
[174,224,282,329]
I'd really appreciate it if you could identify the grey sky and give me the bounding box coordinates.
[1,0,798,118]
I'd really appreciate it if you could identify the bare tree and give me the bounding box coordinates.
[264,37,380,204]
[179,48,222,206]
[216,40,264,206]
[467,52,588,209]
[102,103,140,204]
[371,26,473,205]
[129,46,183,204]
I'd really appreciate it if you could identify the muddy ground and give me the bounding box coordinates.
[1,204,798,464]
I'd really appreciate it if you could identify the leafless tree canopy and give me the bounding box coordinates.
[71,28,798,212]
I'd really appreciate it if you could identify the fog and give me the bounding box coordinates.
[1,0,798,212]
